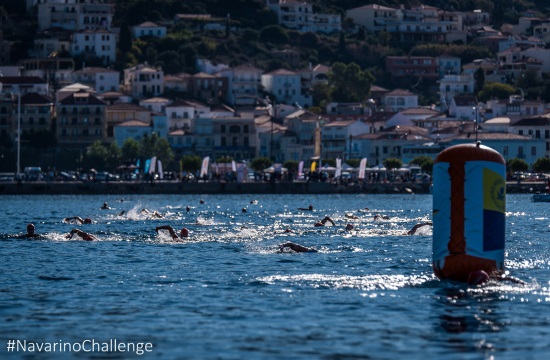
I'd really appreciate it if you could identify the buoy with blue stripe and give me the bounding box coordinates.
[432,141,506,282]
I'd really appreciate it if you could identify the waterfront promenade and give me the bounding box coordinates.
[0,180,545,195]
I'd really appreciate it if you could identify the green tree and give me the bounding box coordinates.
[384,157,402,171]
[329,62,375,102]
[474,68,485,93]
[121,138,141,163]
[411,156,434,173]
[250,157,272,172]
[507,158,529,173]
[259,25,289,44]
[283,160,298,173]
[477,82,517,102]
[106,142,122,171]
[180,155,202,172]
[532,157,550,173]
[118,22,132,53]
[84,141,108,170]
[140,133,174,168]
[346,158,361,168]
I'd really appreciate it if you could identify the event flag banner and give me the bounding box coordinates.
[335,158,342,178]
[310,161,316,172]
[298,161,304,177]
[135,159,140,174]
[200,156,210,178]
[232,160,237,172]
[358,158,367,179]
[149,156,157,174]
[157,160,163,179]
[144,158,151,174]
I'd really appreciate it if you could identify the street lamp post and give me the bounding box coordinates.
[15,88,21,178]
[473,106,479,142]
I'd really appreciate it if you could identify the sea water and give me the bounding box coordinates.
[0,194,549,359]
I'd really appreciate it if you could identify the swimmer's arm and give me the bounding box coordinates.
[155,225,178,239]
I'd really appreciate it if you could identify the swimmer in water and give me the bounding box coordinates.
[314,216,335,227]
[278,241,317,253]
[67,228,96,241]
[63,216,92,224]
[18,223,44,239]
[407,222,433,235]
[155,225,189,240]
[140,208,163,218]
[374,214,390,220]
[468,270,527,286]
[298,205,313,211]
[101,202,110,210]
[344,213,359,220]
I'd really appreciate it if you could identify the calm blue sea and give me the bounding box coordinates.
[0,193,549,359]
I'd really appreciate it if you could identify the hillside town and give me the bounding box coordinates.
[0,0,549,181]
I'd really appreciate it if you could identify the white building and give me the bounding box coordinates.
[123,63,164,100]
[217,64,263,107]
[383,89,419,112]
[139,97,172,115]
[439,74,475,109]
[266,0,341,34]
[37,0,115,31]
[71,67,119,93]
[71,30,116,65]
[261,68,312,107]
[132,22,167,38]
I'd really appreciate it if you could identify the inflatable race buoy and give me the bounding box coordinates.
[432,142,506,282]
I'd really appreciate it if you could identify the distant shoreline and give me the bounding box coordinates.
[0,181,545,195]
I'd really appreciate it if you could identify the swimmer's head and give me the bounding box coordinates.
[84,218,92,224]
[27,223,35,233]
[345,224,354,231]
[309,205,313,210]
[285,228,292,233]
[180,228,189,238]
[242,208,247,213]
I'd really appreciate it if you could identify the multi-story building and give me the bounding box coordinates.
[105,103,151,140]
[382,89,418,112]
[212,112,257,160]
[132,22,167,38]
[123,63,164,100]
[509,113,550,156]
[37,0,115,31]
[0,92,53,145]
[485,96,546,118]
[71,30,116,65]
[261,68,312,107]
[266,0,341,34]
[0,77,49,97]
[187,72,228,105]
[346,4,465,43]
[56,90,107,147]
[217,64,263,107]
[71,67,119,93]
[346,4,398,33]
[439,74,475,109]
[437,55,461,77]
[321,120,371,160]
[33,27,72,58]
[385,56,439,80]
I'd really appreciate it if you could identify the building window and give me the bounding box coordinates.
[221,137,226,146]
[221,125,226,133]
[503,146,508,156]
[531,146,536,156]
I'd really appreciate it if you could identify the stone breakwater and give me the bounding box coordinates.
[0,181,545,195]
